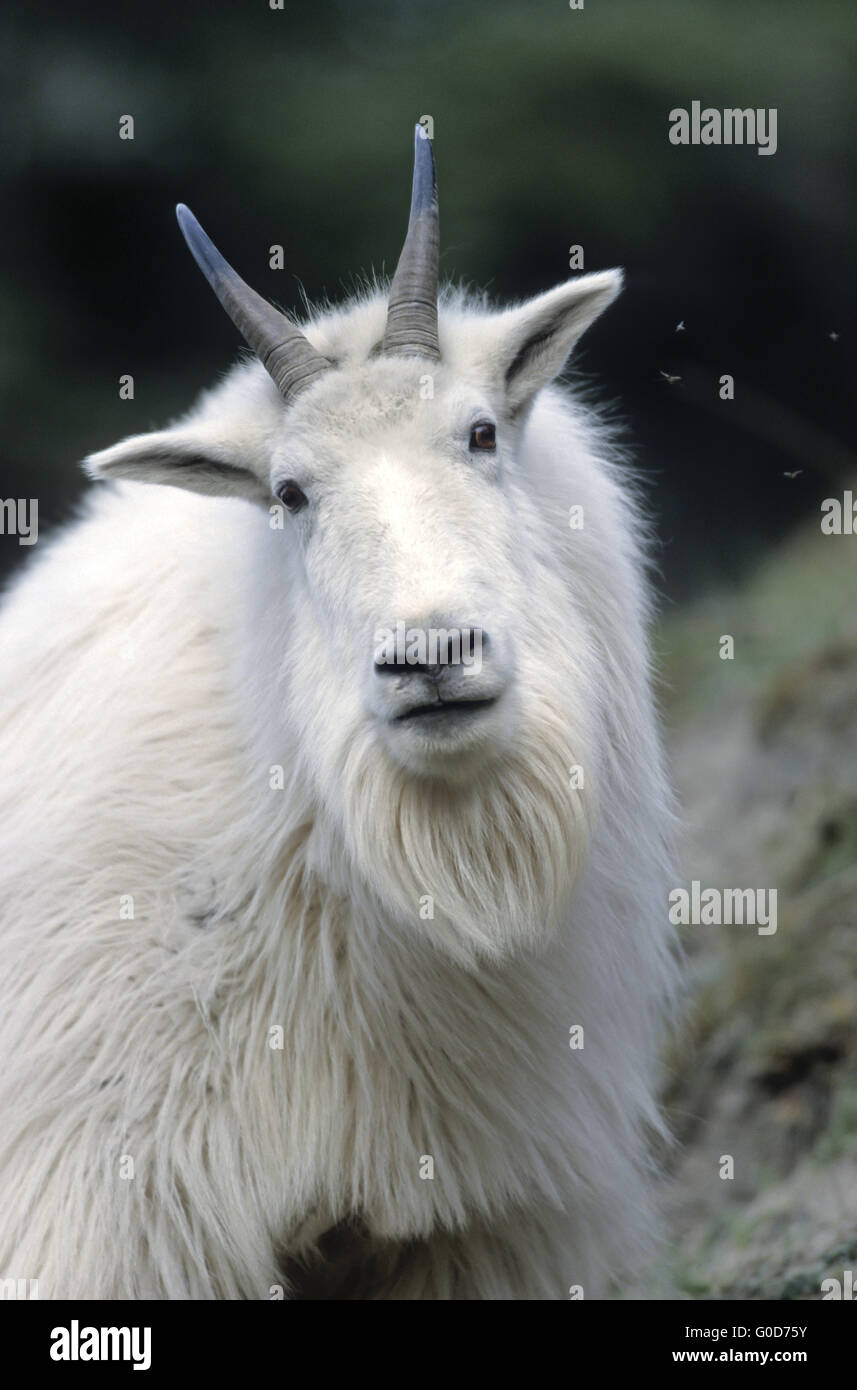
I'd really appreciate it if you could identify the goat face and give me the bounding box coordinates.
[84,132,622,957]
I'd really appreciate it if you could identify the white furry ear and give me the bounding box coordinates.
[84,426,270,505]
[489,270,623,415]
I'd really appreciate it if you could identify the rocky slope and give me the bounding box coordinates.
[648,515,857,1299]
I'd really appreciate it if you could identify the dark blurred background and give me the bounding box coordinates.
[1,0,855,598]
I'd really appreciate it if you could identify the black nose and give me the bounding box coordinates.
[374,623,487,681]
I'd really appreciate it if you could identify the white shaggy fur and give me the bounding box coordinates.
[0,277,676,1299]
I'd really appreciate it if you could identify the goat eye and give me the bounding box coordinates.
[469,422,496,451]
[277,481,308,513]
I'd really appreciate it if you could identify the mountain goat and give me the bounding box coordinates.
[0,127,675,1299]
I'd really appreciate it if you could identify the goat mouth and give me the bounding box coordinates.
[395,697,498,723]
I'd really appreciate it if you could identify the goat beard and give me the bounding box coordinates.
[335,679,597,969]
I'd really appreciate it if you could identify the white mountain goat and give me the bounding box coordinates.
[0,128,676,1299]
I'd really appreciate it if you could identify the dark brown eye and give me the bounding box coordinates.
[469,422,496,452]
[277,481,308,513]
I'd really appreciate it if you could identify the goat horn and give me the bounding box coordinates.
[176,204,332,403]
[382,126,440,361]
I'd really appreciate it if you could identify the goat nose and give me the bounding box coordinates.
[373,622,488,678]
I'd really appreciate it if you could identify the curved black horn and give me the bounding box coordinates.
[381,126,440,360]
[176,204,332,403]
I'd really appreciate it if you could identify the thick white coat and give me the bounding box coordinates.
[0,283,675,1299]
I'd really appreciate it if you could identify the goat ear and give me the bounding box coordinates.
[84,426,270,505]
[488,270,623,415]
